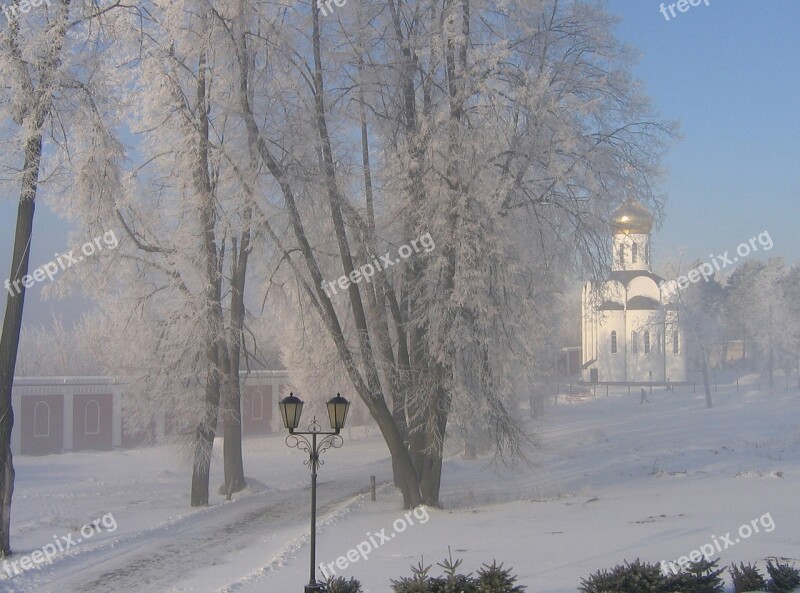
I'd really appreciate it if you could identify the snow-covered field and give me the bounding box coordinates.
[3,377,798,593]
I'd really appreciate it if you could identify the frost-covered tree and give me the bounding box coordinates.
[69,0,263,505]
[783,264,800,379]
[210,0,672,507]
[727,258,795,389]
[665,260,726,407]
[0,0,134,555]
[15,315,104,376]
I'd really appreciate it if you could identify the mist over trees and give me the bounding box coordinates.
[0,0,677,558]
[726,258,800,386]
[665,256,800,398]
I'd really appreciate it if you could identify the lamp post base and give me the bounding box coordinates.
[305,583,326,593]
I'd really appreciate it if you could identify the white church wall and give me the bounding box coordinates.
[665,352,687,383]
[597,310,626,382]
[664,310,688,382]
[626,310,665,382]
[627,276,661,301]
[605,280,626,302]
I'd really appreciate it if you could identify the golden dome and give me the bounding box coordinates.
[612,199,654,234]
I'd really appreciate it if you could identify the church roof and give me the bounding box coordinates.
[627,296,661,310]
[599,301,625,311]
[612,199,654,234]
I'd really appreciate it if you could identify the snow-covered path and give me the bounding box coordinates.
[3,430,394,593]
[32,491,289,592]
[24,483,363,593]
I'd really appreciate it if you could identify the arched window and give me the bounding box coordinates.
[85,400,100,435]
[645,243,650,264]
[610,331,618,354]
[673,331,680,354]
[644,331,651,354]
[33,401,50,438]
[252,393,264,420]
[631,331,639,354]
[618,245,625,267]
[632,242,638,263]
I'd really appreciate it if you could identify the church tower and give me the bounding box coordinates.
[611,198,654,272]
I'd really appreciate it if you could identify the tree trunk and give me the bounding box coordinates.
[464,438,477,460]
[0,126,44,555]
[311,4,426,507]
[768,304,774,390]
[190,41,223,507]
[375,411,423,508]
[221,229,252,496]
[190,382,219,507]
[531,389,545,419]
[410,0,468,508]
[217,328,244,498]
[0,450,14,556]
[701,346,713,408]
[221,374,245,496]
[230,3,425,508]
[419,408,448,505]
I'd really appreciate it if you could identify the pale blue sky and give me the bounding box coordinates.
[607,0,800,268]
[2,0,799,326]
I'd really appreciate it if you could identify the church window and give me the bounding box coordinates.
[644,331,651,354]
[631,331,639,354]
[85,400,101,435]
[673,331,680,354]
[610,331,618,354]
[34,401,50,437]
[618,245,625,267]
[632,242,638,263]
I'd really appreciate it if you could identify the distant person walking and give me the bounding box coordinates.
[640,387,649,404]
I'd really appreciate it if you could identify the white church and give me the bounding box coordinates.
[581,199,687,384]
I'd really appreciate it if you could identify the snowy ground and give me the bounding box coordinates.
[2,376,798,593]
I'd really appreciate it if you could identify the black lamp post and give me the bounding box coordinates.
[279,392,350,593]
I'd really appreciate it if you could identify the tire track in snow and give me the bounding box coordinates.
[214,482,394,593]
[6,480,373,593]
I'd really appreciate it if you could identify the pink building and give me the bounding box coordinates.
[12,371,289,456]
